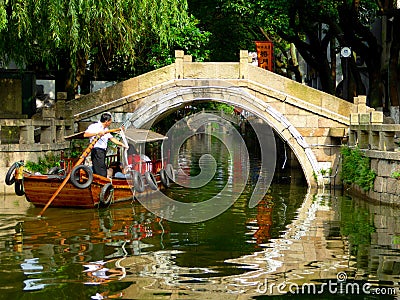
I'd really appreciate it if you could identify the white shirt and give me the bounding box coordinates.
[85,121,113,149]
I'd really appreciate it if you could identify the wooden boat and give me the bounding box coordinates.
[21,173,138,208]
[5,128,175,209]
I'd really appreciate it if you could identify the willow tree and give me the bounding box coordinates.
[0,0,190,98]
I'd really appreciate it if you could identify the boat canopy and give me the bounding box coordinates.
[124,128,167,144]
[64,128,167,144]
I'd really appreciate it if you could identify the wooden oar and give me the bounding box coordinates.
[37,128,121,217]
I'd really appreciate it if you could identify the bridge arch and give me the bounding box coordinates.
[71,50,355,189]
[127,79,322,187]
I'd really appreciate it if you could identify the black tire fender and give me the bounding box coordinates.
[48,166,61,175]
[70,165,93,189]
[166,164,175,182]
[99,183,114,206]
[14,180,25,196]
[144,171,158,191]
[133,171,145,193]
[160,169,170,188]
[5,162,19,185]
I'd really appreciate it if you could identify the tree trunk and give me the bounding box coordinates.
[349,57,366,96]
[289,43,302,83]
[61,51,88,100]
[388,15,400,107]
[330,38,336,87]
[318,61,336,95]
[65,66,75,101]
[368,68,384,108]
[75,51,88,91]
[294,39,335,94]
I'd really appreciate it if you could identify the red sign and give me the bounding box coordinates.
[255,41,274,71]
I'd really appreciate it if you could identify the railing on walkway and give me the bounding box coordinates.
[185,109,242,128]
[349,111,400,152]
[0,116,73,151]
[202,109,242,125]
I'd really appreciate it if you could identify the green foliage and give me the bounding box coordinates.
[150,16,211,66]
[219,0,393,107]
[340,146,376,191]
[151,102,235,135]
[63,139,88,158]
[24,153,60,174]
[0,5,6,31]
[0,126,19,144]
[320,168,332,176]
[188,0,265,62]
[0,0,193,93]
[391,171,400,179]
[340,196,375,257]
[194,102,234,114]
[393,236,400,245]
[129,15,211,77]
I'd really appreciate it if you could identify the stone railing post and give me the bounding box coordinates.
[354,95,368,113]
[56,124,64,142]
[358,130,369,149]
[370,111,383,150]
[175,50,185,79]
[184,54,192,63]
[369,129,380,150]
[239,50,249,79]
[379,124,397,151]
[20,120,35,144]
[349,113,358,146]
[55,99,66,119]
[358,113,370,149]
[39,120,56,144]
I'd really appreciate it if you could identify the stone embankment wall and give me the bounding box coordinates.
[348,96,400,204]
[349,156,400,204]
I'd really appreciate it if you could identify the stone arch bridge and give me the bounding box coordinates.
[69,50,356,188]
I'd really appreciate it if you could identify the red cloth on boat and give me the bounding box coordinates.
[128,154,152,174]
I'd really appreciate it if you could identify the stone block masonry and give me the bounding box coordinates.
[347,154,400,204]
[347,96,400,204]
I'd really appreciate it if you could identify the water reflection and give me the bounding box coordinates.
[346,196,400,284]
[1,133,400,298]
[248,196,274,245]
[2,185,400,298]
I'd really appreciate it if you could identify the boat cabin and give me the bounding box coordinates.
[62,127,168,177]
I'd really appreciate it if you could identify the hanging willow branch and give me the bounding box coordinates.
[0,0,189,75]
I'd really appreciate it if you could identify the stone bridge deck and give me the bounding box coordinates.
[68,50,357,187]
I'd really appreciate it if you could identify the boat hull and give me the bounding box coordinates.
[22,173,160,208]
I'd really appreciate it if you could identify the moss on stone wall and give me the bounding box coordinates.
[340,146,376,191]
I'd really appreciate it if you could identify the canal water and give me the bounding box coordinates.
[0,134,399,299]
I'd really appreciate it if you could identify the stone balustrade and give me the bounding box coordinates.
[0,113,73,148]
[0,105,74,188]
[346,96,400,204]
[0,95,73,149]
[349,96,400,153]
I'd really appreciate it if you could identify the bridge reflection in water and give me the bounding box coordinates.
[0,134,399,299]
[3,189,399,299]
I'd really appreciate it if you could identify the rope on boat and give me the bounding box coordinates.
[119,128,130,168]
